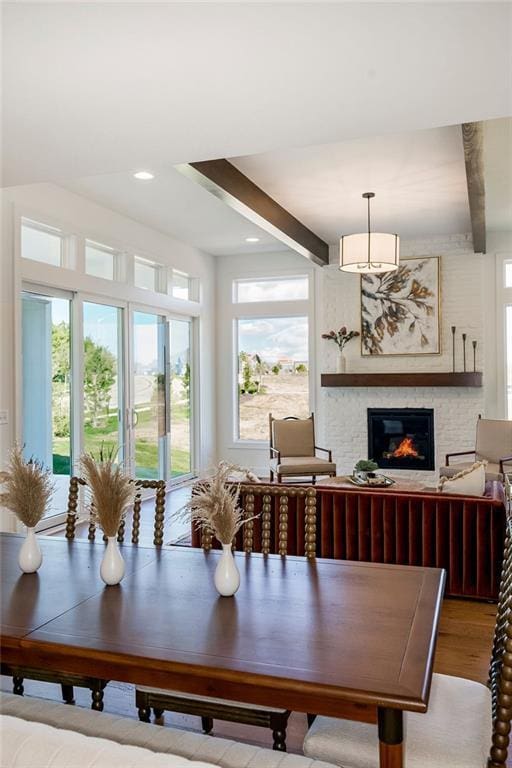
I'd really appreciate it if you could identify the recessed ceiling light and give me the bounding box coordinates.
[245,236,260,243]
[133,171,155,180]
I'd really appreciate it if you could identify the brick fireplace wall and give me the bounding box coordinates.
[317,234,487,481]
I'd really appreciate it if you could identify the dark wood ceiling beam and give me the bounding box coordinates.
[177,159,329,266]
[461,122,486,254]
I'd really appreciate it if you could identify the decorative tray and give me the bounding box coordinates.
[347,474,395,488]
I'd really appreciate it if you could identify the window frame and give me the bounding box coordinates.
[84,239,122,282]
[224,269,316,448]
[232,274,309,304]
[499,255,512,418]
[21,217,69,269]
[134,255,166,294]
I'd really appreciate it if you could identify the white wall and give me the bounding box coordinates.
[0,183,217,530]
[317,234,494,481]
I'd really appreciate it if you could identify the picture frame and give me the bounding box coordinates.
[360,256,441,356]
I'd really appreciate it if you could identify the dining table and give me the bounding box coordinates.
[0,532,445,768]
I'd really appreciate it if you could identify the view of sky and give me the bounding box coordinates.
[238,316,308,362]
[236,276,308,303]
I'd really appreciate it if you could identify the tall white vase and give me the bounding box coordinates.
[336,351,347,373]
[100,537,125,586]
[214,544,240,597]
[18,527,42,573]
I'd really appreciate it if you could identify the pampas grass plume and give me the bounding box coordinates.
[0,445,54,527]
[80,451,134,538]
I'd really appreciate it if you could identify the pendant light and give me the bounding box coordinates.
[339,192,399,274]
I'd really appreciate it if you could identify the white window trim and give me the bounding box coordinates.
[497,253,512,418]
[232,273,310,304]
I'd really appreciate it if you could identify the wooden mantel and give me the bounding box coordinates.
[321,372,483,388]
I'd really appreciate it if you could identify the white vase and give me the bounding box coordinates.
[214,544,240,597]
[100,537,125,586]
[18,527,42,573]
[336,351,347,373]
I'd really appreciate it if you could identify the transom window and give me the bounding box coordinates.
[172,269,191,300]
[233,275,309,303]
[85,240,118,280]
[134,256,162,292]
[21,218,64,267]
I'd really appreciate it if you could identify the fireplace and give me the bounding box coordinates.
[367,408,435,471]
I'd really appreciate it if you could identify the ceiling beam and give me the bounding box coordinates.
[177,159,329,266]
[461,122,486,254]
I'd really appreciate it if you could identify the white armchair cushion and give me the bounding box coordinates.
[303,673,491,768]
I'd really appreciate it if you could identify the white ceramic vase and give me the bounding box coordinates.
[336,351,347,373]
[18,526,42,573]
[100,537,125,586]
[214,544,240,597]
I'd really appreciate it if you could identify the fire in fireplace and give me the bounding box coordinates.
[367,408,435,471]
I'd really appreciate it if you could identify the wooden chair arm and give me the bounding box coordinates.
[445,449,475,465]
[270,446,281,461]
[500,456,512,473]
[315,446,332,461]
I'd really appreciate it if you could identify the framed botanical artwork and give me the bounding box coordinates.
[360,256,441,356]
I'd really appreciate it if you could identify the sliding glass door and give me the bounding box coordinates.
[169,318,192,478]
[82,302,124,460]
[21,291,194,514]
[22,289,73,523]
[132,311,166,479]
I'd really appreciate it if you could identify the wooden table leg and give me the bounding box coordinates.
[378,707,403,768]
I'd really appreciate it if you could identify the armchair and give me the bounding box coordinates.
[269,413,336,484]
[442,417,512,482]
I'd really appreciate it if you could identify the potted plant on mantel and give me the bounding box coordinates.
[322,326,360,373]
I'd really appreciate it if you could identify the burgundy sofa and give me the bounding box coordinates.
[191,481,506,601]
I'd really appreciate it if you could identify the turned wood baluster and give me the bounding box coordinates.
[117,518,125,544]
[261,493,272,555]
[87,502,96,541]
[488,623,512,768]
[132,493,142,544]
[243,492,255,553]
[304,488,317,560]
[201,528,213,551]
[154,481,166,546]
[65,476,79,540]
[278,492,289,556]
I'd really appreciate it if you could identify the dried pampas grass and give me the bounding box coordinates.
[80,451,135,537]
[0,445,53,527]
[180,461,258,545]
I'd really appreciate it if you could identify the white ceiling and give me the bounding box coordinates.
[63,168,286,256]
[2,2,511,187]
[231,125,471,240]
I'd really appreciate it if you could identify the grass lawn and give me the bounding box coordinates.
[53,406,191,479]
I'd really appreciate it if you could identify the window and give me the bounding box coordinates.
[21,218,63,267]
[134,256,161,292]
[172,270,191,300]
[237,316,309,440]
[506,262,512,288]
[85,240,117,280]
[233,275,309,303]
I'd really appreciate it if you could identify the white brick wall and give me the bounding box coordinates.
[318,234,486,481]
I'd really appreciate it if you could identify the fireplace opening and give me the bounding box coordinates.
[367,408,435,471]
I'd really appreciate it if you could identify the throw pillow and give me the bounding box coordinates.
[438,461,487,496]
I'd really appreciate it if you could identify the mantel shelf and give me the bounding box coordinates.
[320,372,483,388]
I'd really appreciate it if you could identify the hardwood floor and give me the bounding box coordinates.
[5,485,502,761]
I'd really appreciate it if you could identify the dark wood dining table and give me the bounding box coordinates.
[0,532,445,768]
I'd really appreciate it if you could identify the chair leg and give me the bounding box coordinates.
[272,728,287,751]
[277,474,282,484]
[201,716,214,734]
[90,684,104,712]
[270,712,288,751]
[61,684,75,705]
[270,470,274,483]
[307,713,317,728]
[153,707,164,721]
[138,706,151,722]
[12,676,24,696]
[312,475,316,485]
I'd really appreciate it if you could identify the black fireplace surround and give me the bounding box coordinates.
[367,408,435,471]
